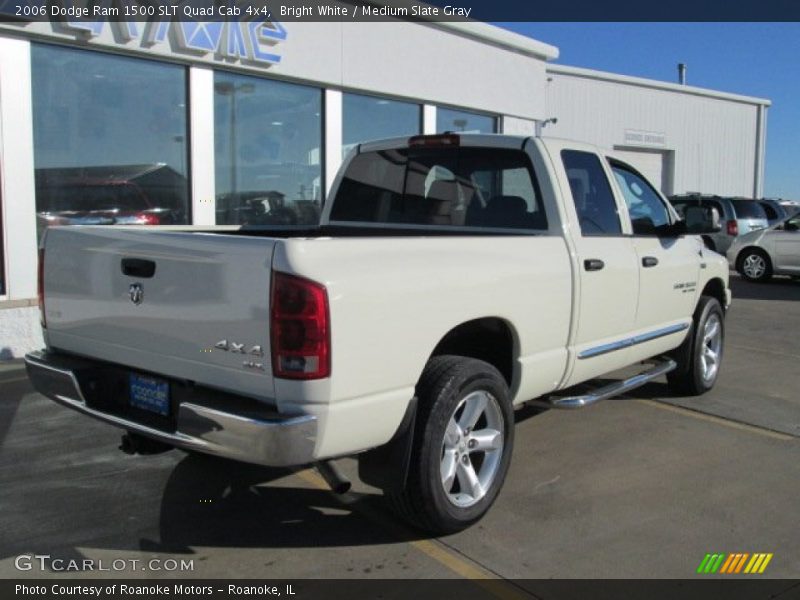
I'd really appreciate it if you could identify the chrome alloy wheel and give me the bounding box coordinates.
[440,390,504,508]
[700,313,722,383]
[742,253,767,279]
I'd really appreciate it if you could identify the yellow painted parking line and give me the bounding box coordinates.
[408,538,493,580]
[293,468,531,600]
[638,399,793,441]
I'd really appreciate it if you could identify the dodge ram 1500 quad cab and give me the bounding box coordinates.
[27,134,728,533]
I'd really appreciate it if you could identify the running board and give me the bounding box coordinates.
[529,359,677,410]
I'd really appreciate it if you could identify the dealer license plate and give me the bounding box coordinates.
[129,373,170,416]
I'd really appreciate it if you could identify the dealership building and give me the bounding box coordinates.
[0,16,770,358]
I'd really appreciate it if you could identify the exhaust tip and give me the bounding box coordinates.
[119,433,136,455]
[315,460,352,494]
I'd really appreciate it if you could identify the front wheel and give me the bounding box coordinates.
[388,356,514,534]
[738,248,772,282]
[667,296,725,396]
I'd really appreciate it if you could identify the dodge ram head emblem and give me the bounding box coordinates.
[129,283,144,305]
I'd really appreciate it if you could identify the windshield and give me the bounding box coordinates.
[330,147,547,231]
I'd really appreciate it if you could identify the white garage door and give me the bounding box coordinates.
[613,149,670,195]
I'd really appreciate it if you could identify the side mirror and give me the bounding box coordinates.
[684,205,721,234]
[784,221,799,232]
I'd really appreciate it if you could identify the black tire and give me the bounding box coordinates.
[388,356,514,534]
[737,248,772,282]
[667,296,725,396]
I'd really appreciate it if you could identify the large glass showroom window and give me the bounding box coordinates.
[31,45,190,238]
[214,72,322,226]
[437,107,497,134]
[342,93,421,158]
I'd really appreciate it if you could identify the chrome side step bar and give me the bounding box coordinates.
[527,358,677,410]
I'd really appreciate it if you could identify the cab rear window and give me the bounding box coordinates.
[330,147,547,231]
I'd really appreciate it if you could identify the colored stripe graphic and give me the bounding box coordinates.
[709,554,725,573]
[734,553,749,573]
[699,553,773,575]
[719,554,735,573]
[697,554,712,574]
[745,554,760,573]
[759,554,773,573]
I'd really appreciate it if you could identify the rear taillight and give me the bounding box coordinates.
[37,248,46,328]
[727,220,738,236]
[270,271,330,380]
[138,212,161,225]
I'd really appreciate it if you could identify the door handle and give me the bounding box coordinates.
[584,259,605,271]
[121,258,156,278]
[642,256,659,268]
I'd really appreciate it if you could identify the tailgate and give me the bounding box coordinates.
[42,227,277,401]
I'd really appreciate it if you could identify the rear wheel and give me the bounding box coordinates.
[738,248,772,282]
[667,296,724,396]
[388,356,514,534]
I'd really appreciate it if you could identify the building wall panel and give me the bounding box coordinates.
[545,68,764,197]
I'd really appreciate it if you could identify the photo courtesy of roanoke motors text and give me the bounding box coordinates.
[0,0,799,598]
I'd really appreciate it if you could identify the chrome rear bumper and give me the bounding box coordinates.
[24,350,317,467]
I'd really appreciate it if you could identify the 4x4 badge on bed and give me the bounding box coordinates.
[214,340,264,357]
[129,283,144,305]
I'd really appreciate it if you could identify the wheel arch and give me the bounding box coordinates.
[428,317,517,388]
[699,277,727,313]
[357,317,518,494]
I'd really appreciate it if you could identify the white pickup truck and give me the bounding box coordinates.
[26,134,729,533]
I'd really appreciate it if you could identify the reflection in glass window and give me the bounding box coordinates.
[214,72,322,227]
[31,45,189,238]
[343,93,420,158]
[436,107,497,134]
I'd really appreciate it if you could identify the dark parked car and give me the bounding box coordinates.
[36,179,180,237]
[35,164,188,237]
[216,191,320,226]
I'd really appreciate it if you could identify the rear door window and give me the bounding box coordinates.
[760,203,778,220]
[731,199,767,220]
[331,146,547,231]
[561,150,622,236]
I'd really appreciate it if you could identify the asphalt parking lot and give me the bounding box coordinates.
[1,274,799,582]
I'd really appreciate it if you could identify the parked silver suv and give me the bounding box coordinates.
[728,211,800,282]
[669,194,769,254]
